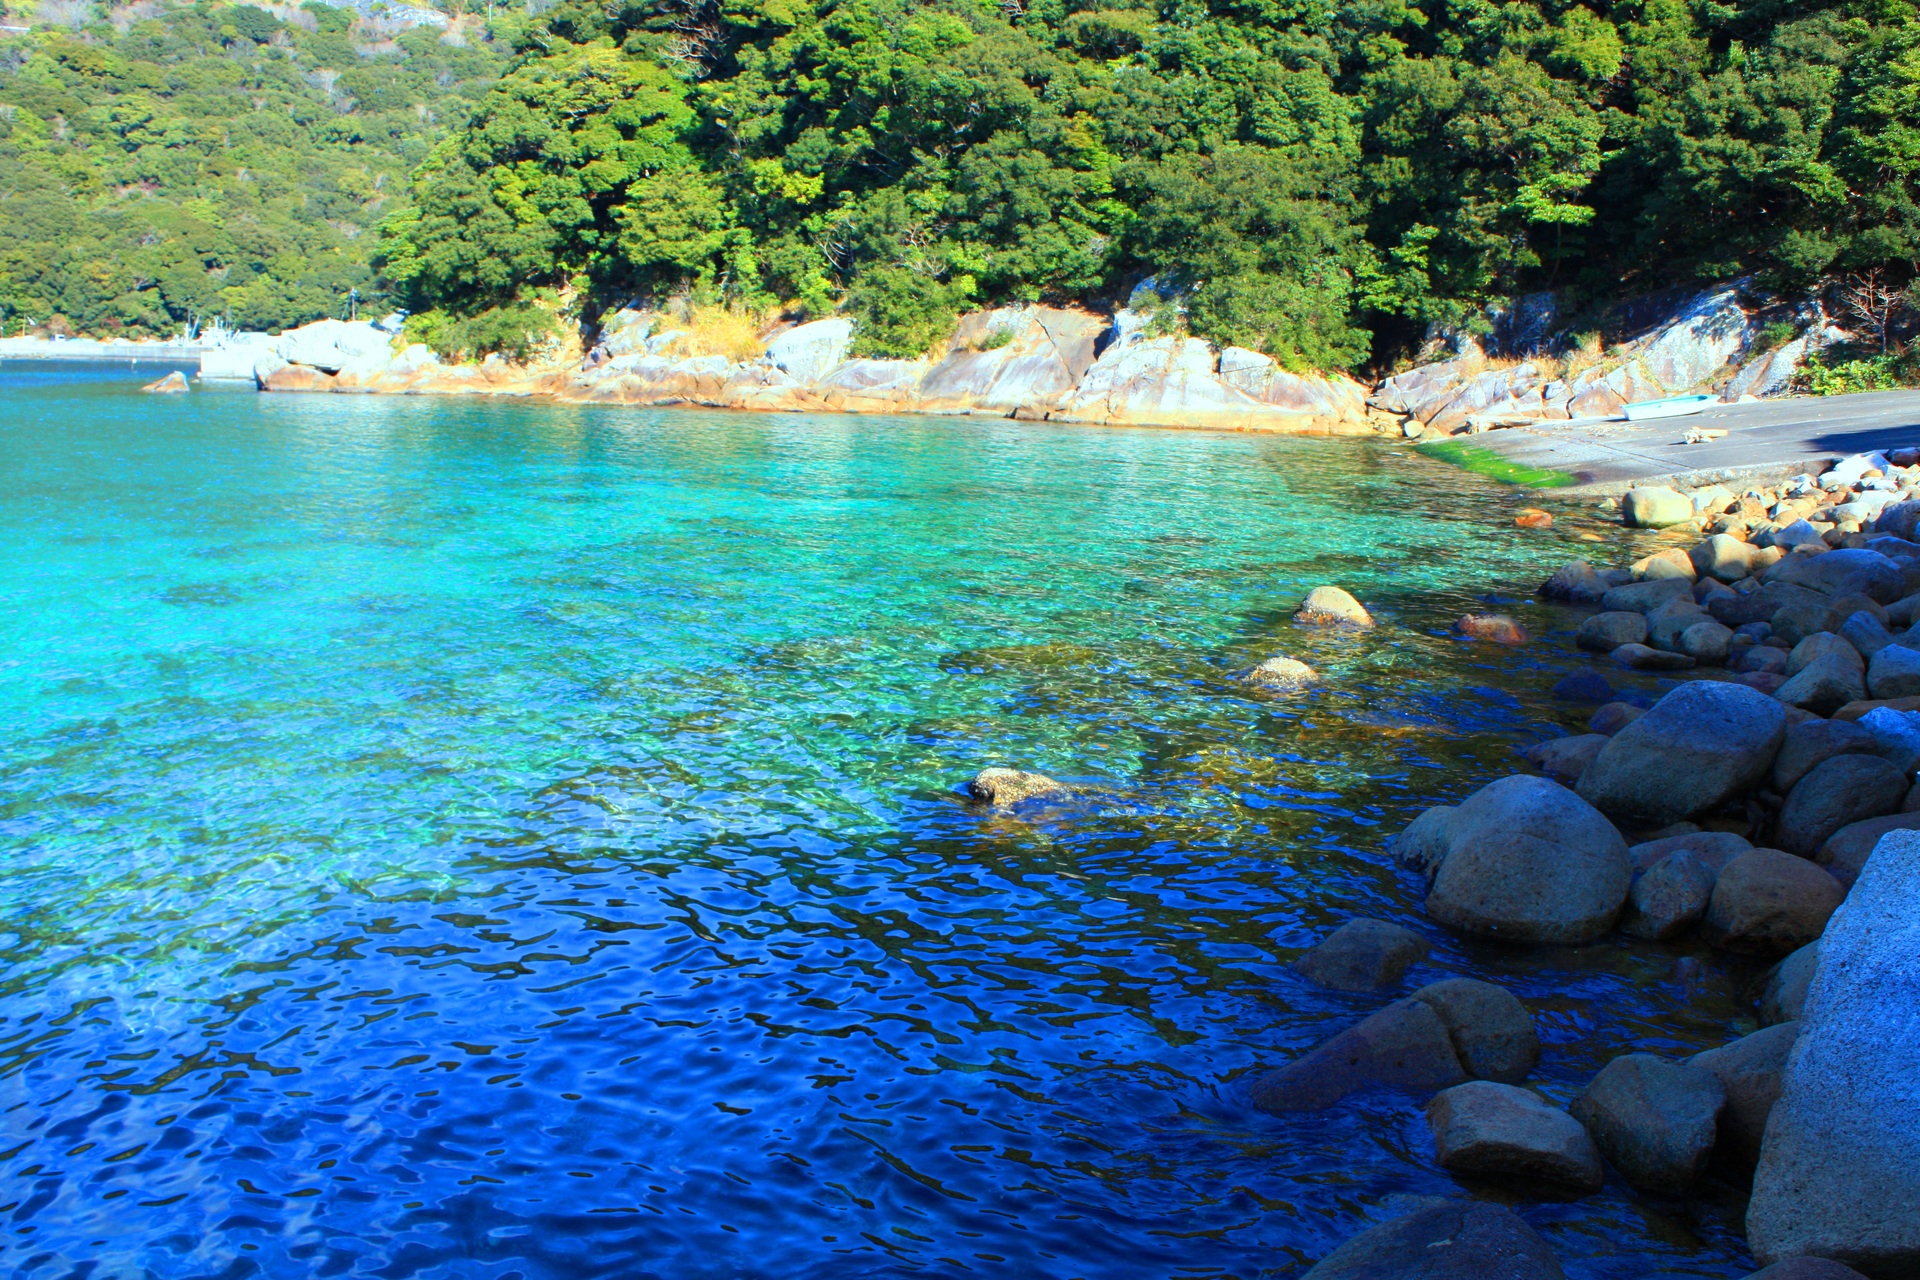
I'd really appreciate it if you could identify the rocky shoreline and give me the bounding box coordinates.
[971,454,1920,1278]
[204,277,1828,443]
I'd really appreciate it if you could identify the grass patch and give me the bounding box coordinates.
[1416,440,1578,488]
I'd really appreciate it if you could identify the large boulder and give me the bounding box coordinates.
[1301,1199,1567,1279]
[1570,1054,1726,1193]
[1703,849,1845,956]
[1576,681,1788,827]
[1409,978,1540,1083]
[272,318,394,375]
[1426,1081,1606,1192]
[1295,919,1429,992]
[1624,486,1696,528]
[1425,776,1632,944]
[1638,284,1754,390]
[1689,1021,1799,1170]
[916,306,1107,414]
[1250,997,1465,1113]
[1620,848,1717,940]
[1769,548,1906,603]
[1774,754,1908,856]
[1749,830,1920,1275]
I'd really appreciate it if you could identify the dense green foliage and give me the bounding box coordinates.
[378,0,1920,367]
[0,0,503,335]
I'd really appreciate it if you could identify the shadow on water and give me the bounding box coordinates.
[0,366,1757,1278]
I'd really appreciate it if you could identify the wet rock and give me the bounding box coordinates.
[1514,508,1553,530]
[1570,1054,1726,1193]
[1550,670,1616,702]
[1296,585,1374,628]
[1245,656,1319,690]
[1300,1199,1567,1280]
[1770,719,1884,792]
[1788,633,1865,678]
[967,768,1067,806]
[1840,610,1896,659]
[1612,642,1695,670]
[1391,805,1456,876]
[1817,812,1920,885]
[1704,849,1845,956]
[1624,487,1695,529]
[1578,612,1649,652]
[1602,577,1696,614]
[1409,977,1541,1083]
[1426,776,1632,944]
[1525,733,1608,783]
[1296,919,1429,992]
[1748,831,1920,1275]
[1775,655,1868,715]
[1775,754,1908,856]
[1867,643,1920,699]
[1689,1021,1799,1170]
[1250,997,1465,1113]
[142,370,189,393]
[1628,830,1752,874]
[1621,849,1717,940]
[1458,614,1529,645]
[1759,940,1819,1026]
[1769,547,1906,603]
[1681,620,1735,664]
[1541,559,1608,603]
[1576,681,1788,827]
[1426,1081,1605,1192]
[1589,702,1646,735]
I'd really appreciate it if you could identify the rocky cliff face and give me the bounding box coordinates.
[249,304,1378,435]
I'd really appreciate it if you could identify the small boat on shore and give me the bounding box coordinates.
[1624,393,1717,422]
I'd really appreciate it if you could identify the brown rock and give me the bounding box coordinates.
[1703,849,1845,956]
[1458,614,1530,645]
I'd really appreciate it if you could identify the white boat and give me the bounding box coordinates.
[1624,393,1717,422]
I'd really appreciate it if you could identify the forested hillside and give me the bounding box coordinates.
[378,0,1920,369]
[0,0,503,335]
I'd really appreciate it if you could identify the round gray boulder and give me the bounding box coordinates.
[1770,718,1884,792]
[1426,776,1632,944]
[1389,804,1456,876]
[1624,486,1695,528]
[1774,654,1867,716]
[1576,681,1788,828]
[1681,620,1735,664]
[1867,643,1920,699]
[1768,547,1906,603]
[1577,611,1648,652]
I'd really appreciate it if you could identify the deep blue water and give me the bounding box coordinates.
[0,362,1762,1278]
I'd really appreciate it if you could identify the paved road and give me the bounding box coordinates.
[1465,389,1920,491]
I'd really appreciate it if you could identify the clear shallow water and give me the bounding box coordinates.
[0,362,1763,1278]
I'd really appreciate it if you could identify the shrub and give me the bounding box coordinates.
[405,304,555,362]
[847,266,973,359]
[1796,351,1900,396]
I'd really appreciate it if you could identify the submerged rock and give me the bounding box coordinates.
[1427,1081,1605,1192]
[1300,1199,1567,1280]
[1425,776,1632,944]
[142,370,189,393]
[1576,681,1787,828]
[1458,613,1530,645]
[1295,585,1374,627]
[966,768,1067,806]
[1295,919,1429,992]
[1749,830,1920,1275]
[1570,1053,1725,1194]
[1245,656,1319,690]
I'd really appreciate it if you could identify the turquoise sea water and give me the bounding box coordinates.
[1,362,1761,1278]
